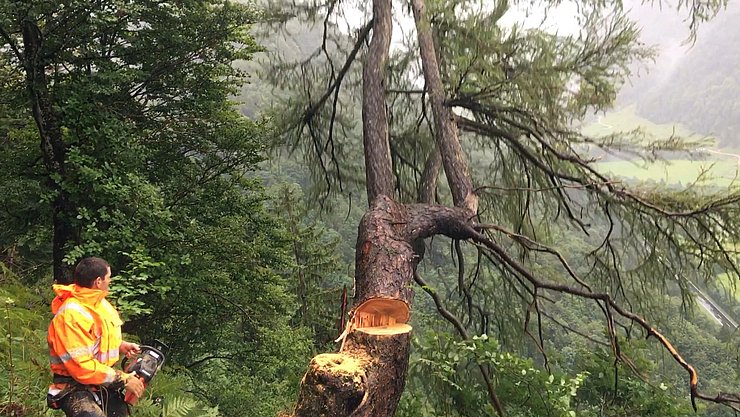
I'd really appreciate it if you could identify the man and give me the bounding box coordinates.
[47,257,145,417]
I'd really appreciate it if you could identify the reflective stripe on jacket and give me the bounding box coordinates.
[47,284,123,389]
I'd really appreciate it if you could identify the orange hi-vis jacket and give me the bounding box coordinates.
[47,284,123,394]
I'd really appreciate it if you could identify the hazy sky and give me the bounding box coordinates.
[334,0,702,58]
[329,0,735,98]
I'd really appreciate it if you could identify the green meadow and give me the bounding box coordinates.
[596,159,739,185]
[582,105,698,139]
[583,106,740,186]
[584,108,739,317]
[716,273,740,303]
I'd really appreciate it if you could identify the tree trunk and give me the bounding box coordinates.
[411,0,477,213]
[290,197,478,417]
[362,0,394,205]
[292,196,415,417]
[21,20,74,283]
[418,148,441,204]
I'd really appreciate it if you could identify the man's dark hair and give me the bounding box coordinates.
[74,257,110,288]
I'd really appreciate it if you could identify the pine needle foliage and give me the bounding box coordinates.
[267,0,739,413]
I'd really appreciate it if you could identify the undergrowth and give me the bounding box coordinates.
[0,264,219,417]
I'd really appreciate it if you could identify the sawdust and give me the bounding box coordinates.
[313,353,365,376]
[312,353,370,386]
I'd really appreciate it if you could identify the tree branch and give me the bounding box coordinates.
[466,225,740,411]
[0,23,22,62]
[413,271,506,417]
[301,20,372,125]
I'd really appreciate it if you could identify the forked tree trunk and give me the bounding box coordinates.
[290,0,480,414]
[291,198,475,417]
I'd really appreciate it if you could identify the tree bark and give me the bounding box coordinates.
[411,0,477,213]
[418,148,441,204]
[362,0,394,204]
[292,196,415,417]
[291,196,480,417]
[21,20,74,283]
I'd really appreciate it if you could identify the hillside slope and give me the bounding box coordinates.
[632,6,740,148]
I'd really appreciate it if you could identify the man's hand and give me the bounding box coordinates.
[124,372,145,399]
[119,341,141,359]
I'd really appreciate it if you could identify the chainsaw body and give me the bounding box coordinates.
[122,341,167,405]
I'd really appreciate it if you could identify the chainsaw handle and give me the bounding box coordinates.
[123,375,146,405]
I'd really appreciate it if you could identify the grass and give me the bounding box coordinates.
[583,106,740,186]
[581,105,699,139]
[595,159,739,186]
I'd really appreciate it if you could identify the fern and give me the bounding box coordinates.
[161,396,195,417]
[161,396,220,417]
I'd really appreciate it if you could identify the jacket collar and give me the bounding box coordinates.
[51,284,108,314]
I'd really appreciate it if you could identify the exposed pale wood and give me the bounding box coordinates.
[293,353,369,417]
[293,329,411,417]
[356,324,412,335]
[354,298,410,324]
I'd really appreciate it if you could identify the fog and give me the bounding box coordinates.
[271,0,740,145]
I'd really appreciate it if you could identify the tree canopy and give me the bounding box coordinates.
[267,0,739,415]
[0,0,314,413]
[0,0,738,416]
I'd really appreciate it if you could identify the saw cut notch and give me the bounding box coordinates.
[353,298,412,335]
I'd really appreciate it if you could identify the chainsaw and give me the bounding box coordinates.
[122,340,168,405]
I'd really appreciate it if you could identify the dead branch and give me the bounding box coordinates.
[465,224,740,411]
